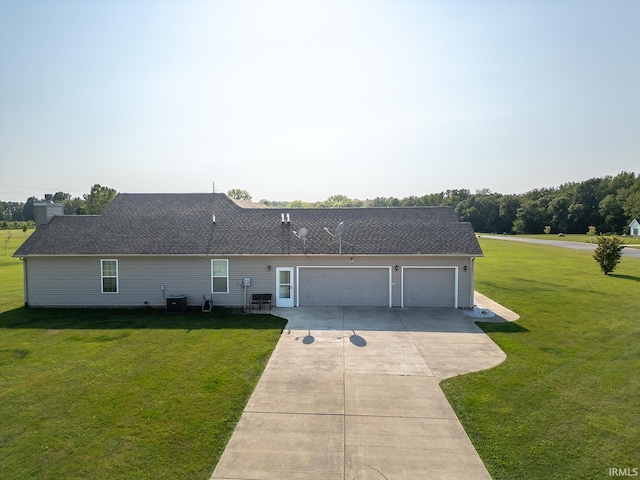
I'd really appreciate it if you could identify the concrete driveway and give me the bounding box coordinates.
[211,307,507,480]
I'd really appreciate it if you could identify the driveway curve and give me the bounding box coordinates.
[481,234,640,258]
[211,306,507,480]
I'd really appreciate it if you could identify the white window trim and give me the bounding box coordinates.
[101,259,119,294]
[211,259,229,294]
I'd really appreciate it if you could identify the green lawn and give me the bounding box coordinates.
[1,230,33,311]
[441,238,640,479]
[0,231,286,480]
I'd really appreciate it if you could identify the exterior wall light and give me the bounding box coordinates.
[267,265,271,271]
[395,265,399,271]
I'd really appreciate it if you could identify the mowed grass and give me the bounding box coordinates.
[0,231,286,480]
[441,238,640,479]
[1,230,33,311]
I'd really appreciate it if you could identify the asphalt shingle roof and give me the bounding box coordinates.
[14,193,483,257]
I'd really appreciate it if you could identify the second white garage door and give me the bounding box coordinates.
[298,267,390,307]
[402,267,457,308]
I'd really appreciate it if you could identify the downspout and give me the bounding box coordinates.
[22,257,28,308]
[469,257,475,308]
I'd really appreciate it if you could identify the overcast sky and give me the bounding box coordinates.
[1,0,638,203]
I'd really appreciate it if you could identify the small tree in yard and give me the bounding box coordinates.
[3,231,11,254]
[593,237,625,275]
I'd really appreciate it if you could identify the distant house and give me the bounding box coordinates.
[13,193,483,309]
[630,218,640,237]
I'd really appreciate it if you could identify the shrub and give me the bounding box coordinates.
[593,237,625,274]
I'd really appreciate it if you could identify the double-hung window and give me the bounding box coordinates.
[211,259,229,294]
[101,259,119,293]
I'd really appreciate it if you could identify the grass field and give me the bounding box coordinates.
[0,231,286,480]
[441,238,640,479]
[1,230,33,311]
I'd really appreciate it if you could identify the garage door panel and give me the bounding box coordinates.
[299,268,389,307]
[403,268,456,308]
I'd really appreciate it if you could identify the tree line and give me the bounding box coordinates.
[0,185,117,226]
[258,171,640,234]
[3,174,639,234]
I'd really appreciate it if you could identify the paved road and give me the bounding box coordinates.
[480,235,640,259]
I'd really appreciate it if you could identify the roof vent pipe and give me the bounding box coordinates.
[281,213,285,223]
[212,214,216,223]
[286,213,290,223]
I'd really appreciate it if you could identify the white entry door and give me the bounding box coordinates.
[276,267,294,307]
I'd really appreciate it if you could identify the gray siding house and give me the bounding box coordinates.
[14,193,483,309]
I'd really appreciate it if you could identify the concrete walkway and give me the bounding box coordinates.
[471,291,520,322]
[211,306,508,480]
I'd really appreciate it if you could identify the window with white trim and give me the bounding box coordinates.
[101,259,119,293]
[211,259,229,293]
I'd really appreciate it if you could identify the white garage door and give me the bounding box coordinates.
[299,268,390,307]
[403,268,457,308]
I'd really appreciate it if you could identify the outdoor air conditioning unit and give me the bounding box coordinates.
[166,294,187,313]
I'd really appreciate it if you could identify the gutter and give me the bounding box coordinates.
[14,252,485,258]
[21,257,28,308]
